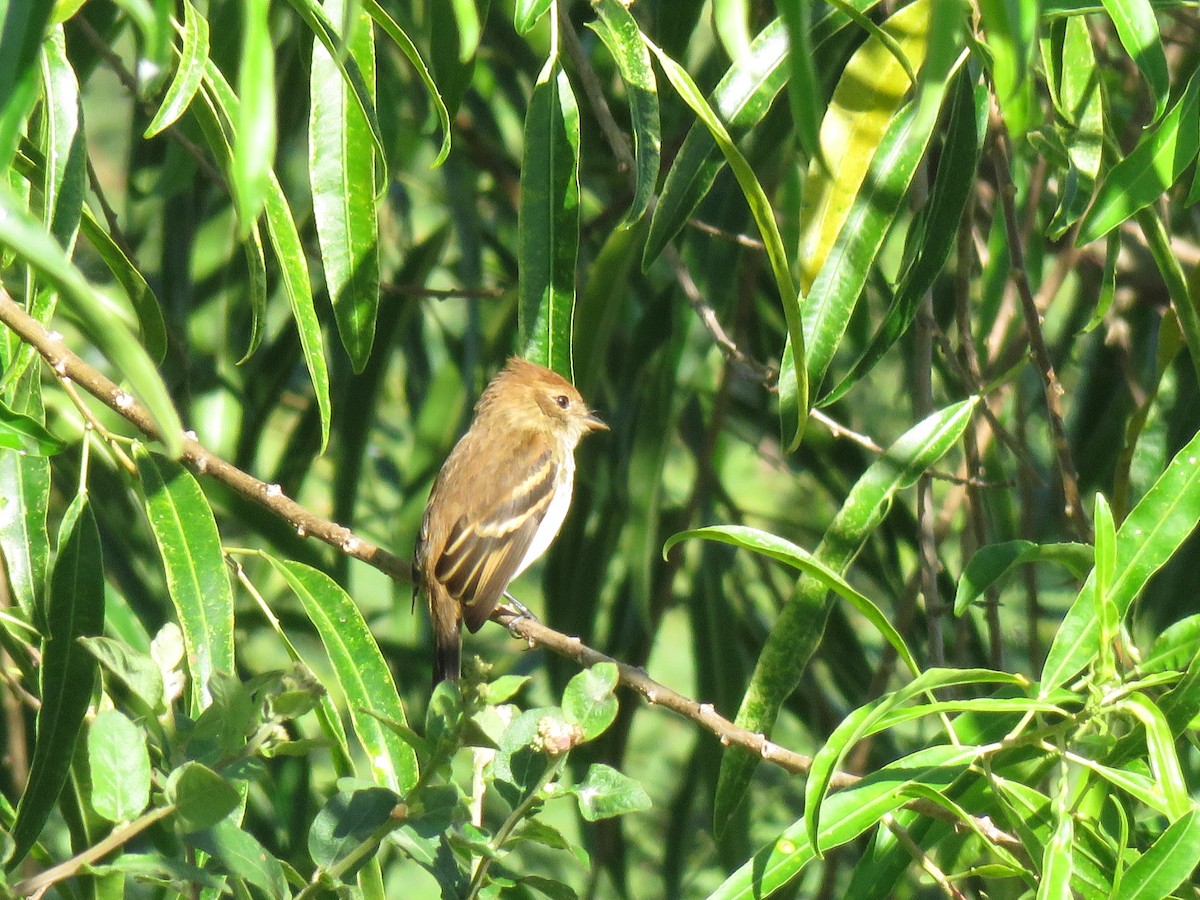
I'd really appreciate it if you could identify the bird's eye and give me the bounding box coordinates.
[554,394,570,410]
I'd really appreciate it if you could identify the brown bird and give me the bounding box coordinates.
[413,357,607,684]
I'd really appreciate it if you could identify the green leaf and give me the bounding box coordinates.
[189,820,287,897]
[710,745,981,898]
[778,0,821,159]
[1117,693,1190,818]
[514,0,551,33]
[0,397,66,454]
[1046,15,1103,238]
[1100,0,1168,122]
[166,761,242,833]
[821,66,981,406]
[0,450,50,616]
[264,556,418,793]
[0,189,184,456]
[362,0,451,165]
[1077,68,1200,245]
[309,787,399,880]
[644,17,789,266]
[573,764,651,822]
[644,35,808,450]
[310,0,380,372]
[519,60,579,379]
[1113,809,1200,900]
[231,0,275,229]
[87,710,151,823]
[802,668,1031,851]
[145,0,209,137]
[714,397,977,834]
[0,0,52,168]
[39,25,85,253]
[1038,765,1075,900]
[977,0,1036,136]
[282,0,388,170]
[666,525,920,678]
[8,492,104,868]
[1041,425,1200,691]
[80,636,165,714]
[562,663,618,741]
[589,0,660,227]
[134,447,234,715]
[798,0,931,295]
[802,55,954,394]
[954,540,1092,615]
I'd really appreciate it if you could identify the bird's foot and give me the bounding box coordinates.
[500,592,539,636]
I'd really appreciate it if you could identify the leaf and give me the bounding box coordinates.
[573,764,651,822]
[231,0,275,230]
[821,66,982,406]
[562,663,618,741]
[802,49,956,394]
[1038,766,1075,900]
[362,0,451,165]
[87,710,151,823]
[1117,693,1190,818]
[798,0,932,295]
[1077,68,1200,245]
[954,540,1092,615]
[134,447,234,715]
[519,60,580,379]
[666,525,921,678]
[1046,15,1103,238]
[8,493,105,868]
[264,556,418,793]
[1041,425,1200,691]
[0,450,50,616]
[778,0,821,159]
[145,0,209,137]
[644,17,789,266]
[310,0,380,372]
[1100,0,1169,122]
[588,0,660,227]
[977,0,1036,136]
[188,820,287,897]
[645,35,808,450]
[166,762,242,833]
[514,0,551,34]
[80,636,165,714]
[709,745,981,898]
[0,0,52,168]
[0,397,66,455]
[714,397,977,834]
[0,189,184,456]
[1113,809,1200,900]
[308,787,400,880]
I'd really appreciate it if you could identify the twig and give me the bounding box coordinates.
[687,218,767,250]
[988,105,1091,542]
[380,282,506,300]
[13,806,174,896]
[0,289,408,582]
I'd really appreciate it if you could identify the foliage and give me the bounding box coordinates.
[1,0,1200,896]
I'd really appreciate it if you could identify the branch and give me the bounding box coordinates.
[0,290,408,583]
[0,289,1021,850]
[988,106,1091,542]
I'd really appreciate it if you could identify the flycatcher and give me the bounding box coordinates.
[414,357,607,684]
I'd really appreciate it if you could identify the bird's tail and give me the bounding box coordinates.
[430,583,462,685]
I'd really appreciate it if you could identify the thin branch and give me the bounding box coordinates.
[687,218,767,250]
[0,289,408,582]
[13,806,174,896]
[988,105,1091,542]
[380,282,506,300]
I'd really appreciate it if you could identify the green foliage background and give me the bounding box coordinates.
[2,0,1200,896]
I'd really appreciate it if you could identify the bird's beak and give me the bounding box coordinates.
[583,411,608,432]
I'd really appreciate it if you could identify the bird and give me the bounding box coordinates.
[413,357,608,684]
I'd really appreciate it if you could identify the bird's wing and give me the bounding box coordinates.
[433,444,559,632]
